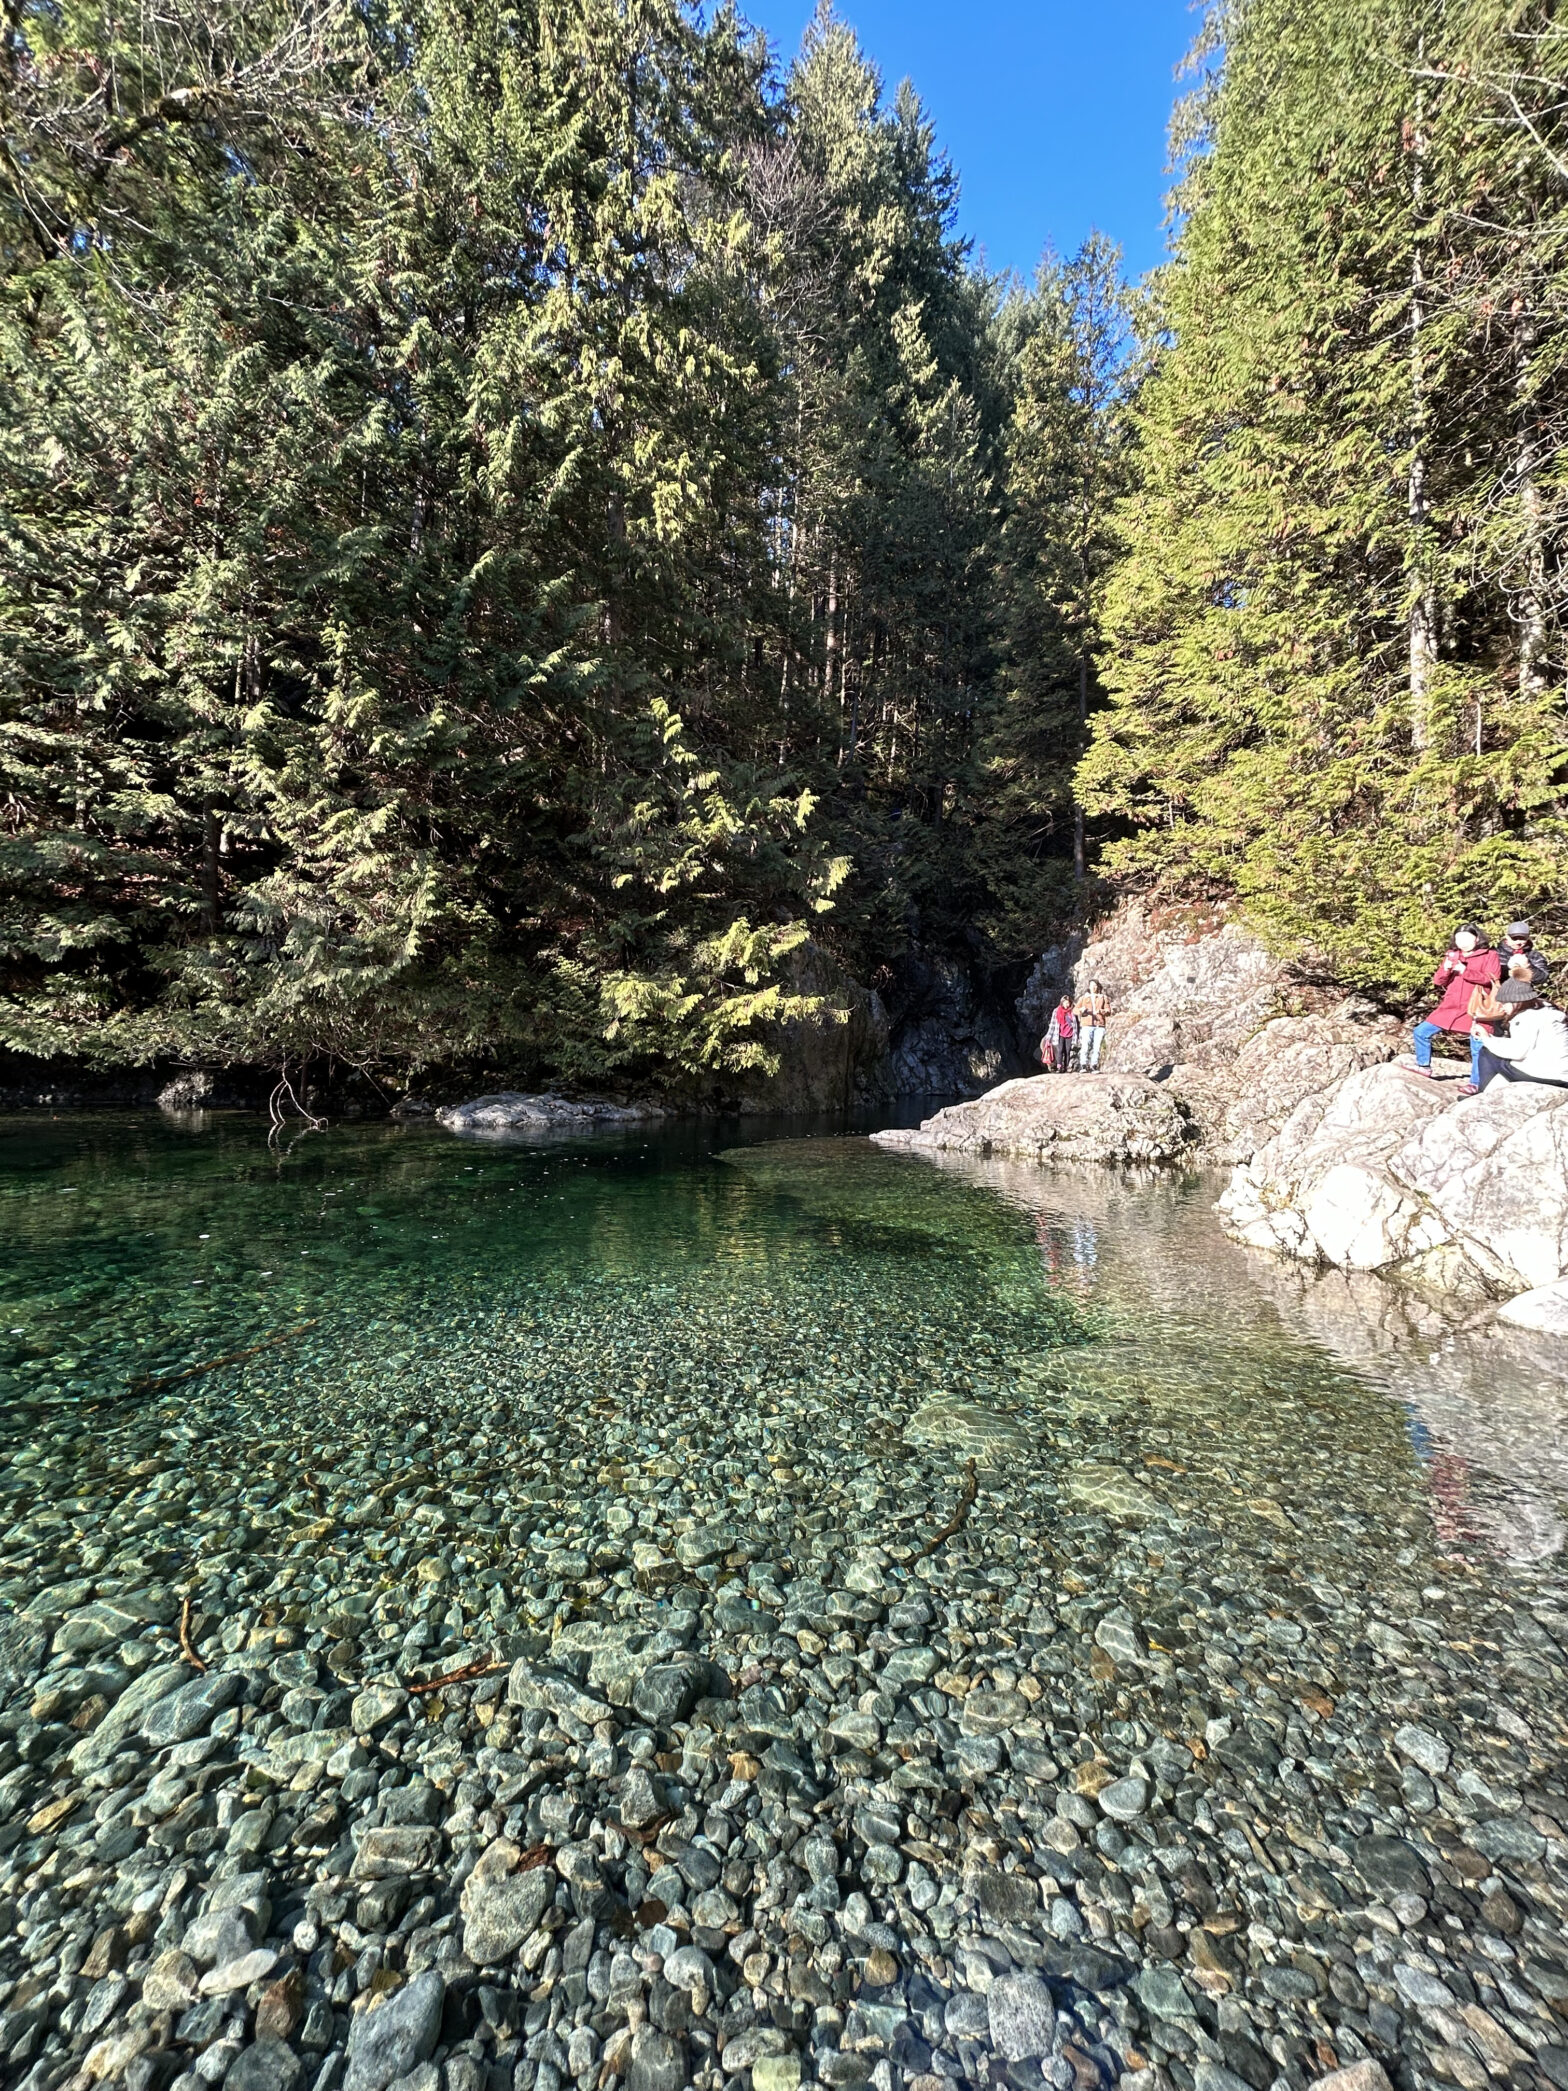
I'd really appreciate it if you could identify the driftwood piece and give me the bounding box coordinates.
[178,1595,208,1673]
[916,1458,978,1559]
[406,1655,508,1697]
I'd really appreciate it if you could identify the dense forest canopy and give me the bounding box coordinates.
[2,0,1565,1090]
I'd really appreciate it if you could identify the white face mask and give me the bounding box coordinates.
[1455,932,1477,953]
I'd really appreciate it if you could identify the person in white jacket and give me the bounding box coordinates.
[1475,980,1568,1091]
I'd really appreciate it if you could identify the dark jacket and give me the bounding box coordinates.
[1499,945,1550,990]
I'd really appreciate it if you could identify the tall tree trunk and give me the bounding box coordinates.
[1515,307,1548,701]
[203,796,221,934]
[1408,48,1437,750]
[824,552,839,713]
[1073,650,1088,879]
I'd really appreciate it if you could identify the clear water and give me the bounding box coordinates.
[6,1112,1568,2091]
[3,1113,1562,1583]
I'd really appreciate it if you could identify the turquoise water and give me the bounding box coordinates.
[3,1110,1563,1595]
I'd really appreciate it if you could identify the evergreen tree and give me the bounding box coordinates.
[979,236,1136,958]
[1082,0,1568,993]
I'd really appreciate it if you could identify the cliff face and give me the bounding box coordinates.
[734,944,1025,1114]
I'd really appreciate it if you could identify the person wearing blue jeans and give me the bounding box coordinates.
[1412,924,1500,1089]
[1412,1019,1484,1086]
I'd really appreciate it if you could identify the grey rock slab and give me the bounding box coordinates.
[67,1659,186,1773]
[1193,2066,1255,2091]
[673,1523,733,1569]
[1097,1776,1149,1822]
[1393,1723,1450,1776]
[959,1688,1029,1736]
[988,1974,1057,2061]
[903,1394,1027,1466]
[1311,2068,1394,2091]
[631,1661,702,1727]
[350,1686,406,1733]
[626,2026,686,2091]
[1471,1815,1546,1863]
[226,2042,305,2091]
[1393,1963,1454,2011]
[1133,1968,1195,2022]
[1065,1464,1162,1520]
[142,1669,244,1747]
[506,1660,610,1728]
[1093,1608,1145,1665]
[1353,1834,1431,1901]
[143,1949,202,2013]
[0,1616,49,1703]
[350,1826,441,1879]
[873,1072,1196,1166]
[181,1907,258,1971]
[343,1970,445,2091]
[459,1843,555,1964]
[879,1645,938,1690]
[201,1949,280,1996]
[437,1092,657,1131]
[974,1870,1040,1926]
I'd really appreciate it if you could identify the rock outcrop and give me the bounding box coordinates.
[1018,901,1404,1162]
[1219,1062,1568,1296]
[871,1073,1197,1166]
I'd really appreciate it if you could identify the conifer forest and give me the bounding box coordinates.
[3,0,1566,1092]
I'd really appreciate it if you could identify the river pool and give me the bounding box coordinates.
[0,1113,1564,2091]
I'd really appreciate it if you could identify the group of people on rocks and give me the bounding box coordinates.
[1039,982,1109,1072]
[1035,917,1566,1094]
[1413,919,1568,1093]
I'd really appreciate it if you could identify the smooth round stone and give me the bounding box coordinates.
[1098,1776,1149,1822]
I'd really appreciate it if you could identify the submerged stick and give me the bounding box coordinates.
[178,1595,208,1673]
[407,1655,509,1698]
[129,1318,320,1396]
[917,1458,978,1559]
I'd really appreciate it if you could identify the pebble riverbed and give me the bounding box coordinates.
[0,1118,1565,2091]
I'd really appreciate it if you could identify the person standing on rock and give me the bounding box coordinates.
[1474,979,1568,1090]
[1074,980,1109,1072]
[1411,924,1500,1087]
[1041,995,1078,1072]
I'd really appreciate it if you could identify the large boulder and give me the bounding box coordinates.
[437,1093,660,1133]
[1219,1063,1568,1295]
[871,1073,1196,1166]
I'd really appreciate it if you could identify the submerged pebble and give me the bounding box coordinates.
[0,1123,1564,2091]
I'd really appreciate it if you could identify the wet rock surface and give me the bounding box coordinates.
[438,1097,664,1135]
[1018,905,1405,1166]
[1,1125,1566,2091]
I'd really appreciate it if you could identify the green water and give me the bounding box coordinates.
[1,1110,1564,1597]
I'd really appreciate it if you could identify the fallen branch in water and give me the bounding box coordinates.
[179,1595,208,1673]
[406,1655,509,1697]
[128,1319,320,1396]
[917,1459,978,1559]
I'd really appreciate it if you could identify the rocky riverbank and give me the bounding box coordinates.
[1217,1063,1568,1301]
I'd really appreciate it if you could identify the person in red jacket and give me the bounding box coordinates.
[1412,924,1501,1087]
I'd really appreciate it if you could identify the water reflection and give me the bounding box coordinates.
[905,1150,1568,1566]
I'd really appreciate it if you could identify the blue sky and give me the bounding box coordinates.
[740,0,1197,286]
